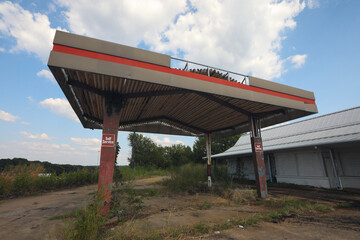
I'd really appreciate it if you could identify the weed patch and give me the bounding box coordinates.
[162,164,207,193]
[56,193,106,240]
[222,188,257,204]
[118,166,169,181]
[0,164,98,198]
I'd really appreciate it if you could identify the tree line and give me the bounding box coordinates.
[127,133,239,169]
[0,158,97,175]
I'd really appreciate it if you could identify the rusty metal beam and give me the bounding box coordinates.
[67,78,191,98]
[197,92,252,116]
[83,113,103,124]
[255,109,286,118]
[118,116,207,134]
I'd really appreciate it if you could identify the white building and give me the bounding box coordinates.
[212,106,360,189]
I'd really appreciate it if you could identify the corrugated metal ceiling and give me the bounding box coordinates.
[213,106,360,158]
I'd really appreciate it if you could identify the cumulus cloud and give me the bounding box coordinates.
[27,96,34,103]
[287,54,307,68]
[57,0,306,79]
[57,0,188,47]
[21,131,53,140]
[70,137,101,146]
[0,47,5,52]
[150,135,184,146]
[0,109,19,122]
[0,1,64,63]
[37,69,56,83]
[39,98,79,122]
[19,141,60,151]
[306,0,320,9]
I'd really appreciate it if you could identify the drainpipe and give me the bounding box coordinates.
[329,148,343,190]
[267,154,273,183]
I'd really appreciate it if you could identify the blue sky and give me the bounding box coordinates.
[0,0,359,166]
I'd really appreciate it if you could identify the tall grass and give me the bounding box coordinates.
[0,164,98,197]
[57,192,106,240]
[163,163,208,193]
[118,166,169,181]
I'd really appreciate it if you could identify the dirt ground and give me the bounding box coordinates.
[0,185,97,240]
[0,178,360,240]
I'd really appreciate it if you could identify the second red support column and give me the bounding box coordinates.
[98,107,121,215]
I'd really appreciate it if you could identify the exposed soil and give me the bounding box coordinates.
[0,185,97,240]
[0,179,359,240]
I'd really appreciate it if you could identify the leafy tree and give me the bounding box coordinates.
[192,135,241,163]
[128,133,168,168]
[113,142,121,182]
[164,144,193,167]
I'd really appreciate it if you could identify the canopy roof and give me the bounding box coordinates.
[48,31,317,138]
[212,106,360,159]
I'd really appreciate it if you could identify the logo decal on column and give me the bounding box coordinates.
[255,143,263,152]
[102,134,115,147]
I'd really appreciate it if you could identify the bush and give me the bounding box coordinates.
[118,166,168,181]
[163,164,207,193]
[12,173,33,195]
[0,175,11,196]
[213,164,233,189]
[0,164,98,198]
[57,193,106,240]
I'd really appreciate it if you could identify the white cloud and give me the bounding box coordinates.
[21,131,53,140]
[37,69,56,83]
[0,1,65,63]
[0,109,19,122]
[57,0,188,47]
[287,54,307,68]
[0,47,4,52]
[57,0,306,79]
[27,96,34,103]
[39,98,79,122]
[307,0,320,9]
[21,121,31,125]
[19,141,60,151]
[82,146,101,151]
[150,135,184,146]
[70,137,101,146]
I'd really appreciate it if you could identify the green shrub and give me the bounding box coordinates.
[118,166,168,181]
[0,165,98,198]
[57,193,106,240]
[12,173,33,195]
[0,175,11,196]
[110,184,144,222]
[213,164,233,189]
[163,163,207,193]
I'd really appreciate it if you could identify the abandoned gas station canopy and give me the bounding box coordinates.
[48,31,317,138]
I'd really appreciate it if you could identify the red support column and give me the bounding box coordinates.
[249,115,268,198]
[98,109,121,215]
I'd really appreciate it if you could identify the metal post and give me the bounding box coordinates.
[249,115,268,198]
[205,133,212,187]
[98,105,121,215]
[130,131,135,169]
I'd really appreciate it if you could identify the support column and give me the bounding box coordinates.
[98,107,121,215]
[249,115,268,198]
[205,133,212,187]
